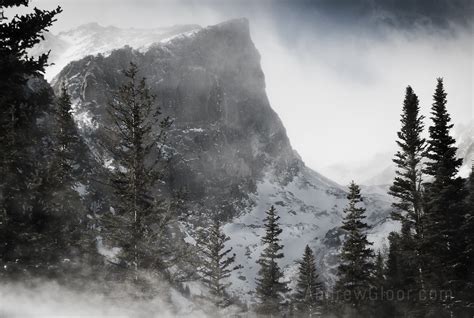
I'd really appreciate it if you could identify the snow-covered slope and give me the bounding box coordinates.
[44,19,396,301]
[224,168,397,300]
[31,23,201,82]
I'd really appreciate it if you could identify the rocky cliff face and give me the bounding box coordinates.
[46,19,395,299]
[54,19,302,220]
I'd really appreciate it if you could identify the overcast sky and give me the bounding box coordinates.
[11,0,474,184]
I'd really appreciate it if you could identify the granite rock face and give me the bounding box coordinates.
[49,19,395,297]
[54,19,302,219]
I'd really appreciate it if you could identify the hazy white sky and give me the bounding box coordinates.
[10,0,474,184]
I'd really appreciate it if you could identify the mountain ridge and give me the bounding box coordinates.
[45,18,395,299]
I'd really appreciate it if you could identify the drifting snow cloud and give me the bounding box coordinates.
[0,280,210,318]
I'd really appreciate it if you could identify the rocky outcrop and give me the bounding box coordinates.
[54,19,302,220]
[49,19,394,298]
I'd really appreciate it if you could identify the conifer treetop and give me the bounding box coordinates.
[425,78,462,179]
[0,0,62,80]
[389,85,425,233]
[255,205,289,314]
[294,244,322,313]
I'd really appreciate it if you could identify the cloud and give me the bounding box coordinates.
[7,0,473,184]
[0,279,210,318]
[252,16,472,183]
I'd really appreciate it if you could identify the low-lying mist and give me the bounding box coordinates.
[0,279,209,318]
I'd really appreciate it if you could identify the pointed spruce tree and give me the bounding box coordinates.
[422,78,468,293]
[45,85,92,270]
[0,0,62,275]
[388,86,425,285]
[255,205,289,315]
[335,181,374,313]
[196,217,240,308]
[293,245,323,317]
[102,62,172,282]
[389,86,426,228]
[0,0,62,179]
[51,84,82,186]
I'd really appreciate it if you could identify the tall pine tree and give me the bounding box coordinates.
[255,205,289,316]
[293,245,323,317]
[335,181,374,315]
[390,86,426,227]
[46,85,91,270]
[0,0,62,275]
[460,164,474,309]
[389,86,425,273]
[422,78,468,294]
[0,0,61,177]
[387,85,426,315]
[102,62,172,282]
[51,84,82,186]
[196,217,240,308]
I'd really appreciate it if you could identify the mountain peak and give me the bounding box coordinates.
[211,17,250,33]
[37,23,201,82]
[47,19,394,298]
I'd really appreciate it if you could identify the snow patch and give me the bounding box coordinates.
[96,236,121,263]
[73,182,88,197]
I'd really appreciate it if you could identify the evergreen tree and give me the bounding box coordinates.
[196,217,240,308]
[385,232,402,291]
[102,62,172,282]
[384,225,422,317]
[466,166,474,279]
[385,233,402,290]
[46,85,91,269]
[389,86,425,228]
[293,245,323,317]
[0,0,61,175]
[335,181,374,315]
[388,86,425,288]
[51,84,82,185]
[384,232,407,318]
[371,251,391,318]
[373,251,385,288]
[372,250,385,300]
[255,205,289,316]
[422,78,468,294]
[460,165,474,309]
[0,0,62,275]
